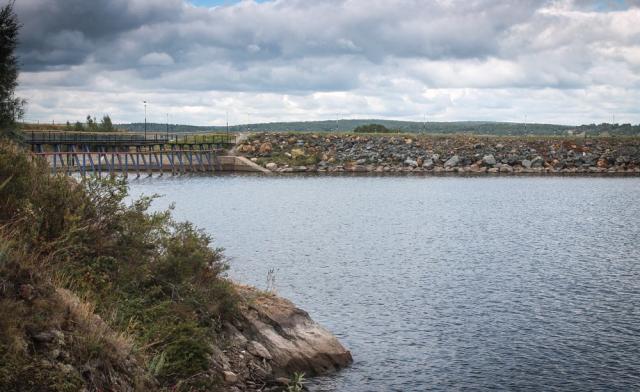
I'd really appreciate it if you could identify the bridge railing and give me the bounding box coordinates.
[25,131,236,145]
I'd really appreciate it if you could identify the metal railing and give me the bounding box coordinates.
[24,131,236,145]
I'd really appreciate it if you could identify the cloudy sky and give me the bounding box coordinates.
[13,0,640,126]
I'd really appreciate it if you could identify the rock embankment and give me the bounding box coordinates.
[238,133,640,174]
[214,286,353,391]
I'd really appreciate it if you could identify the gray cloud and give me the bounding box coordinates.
[15,0,184,70]
[13,0,640,124]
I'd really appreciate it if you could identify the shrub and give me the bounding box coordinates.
[353,123,396,133]
[0,140,238,389]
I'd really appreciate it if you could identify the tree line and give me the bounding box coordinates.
[64,115,116,132]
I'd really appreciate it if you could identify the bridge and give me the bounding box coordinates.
[26,131,237,177]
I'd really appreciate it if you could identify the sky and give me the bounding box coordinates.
[13,0,640,126]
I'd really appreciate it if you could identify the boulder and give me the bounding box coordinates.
[259,142,273,154]
[403,158,418,167]
[531,156,544,168]
[239,144,256,153]
[499,164,513,173]
[597,158,608,168]
[616,156,630,164]
[230,287,353,378]
[521,159,532,169]
[444,155,460,168]
[265,162,278,171]
[423,159,434,170]
[482,154,496,166]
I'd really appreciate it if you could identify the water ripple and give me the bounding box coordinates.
[129,176,640,391]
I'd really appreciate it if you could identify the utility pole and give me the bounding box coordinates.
[226,110,229,141]
[166,113,169,139]
[144,100,147,139]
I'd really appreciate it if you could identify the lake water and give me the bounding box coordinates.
[128,175,640,391]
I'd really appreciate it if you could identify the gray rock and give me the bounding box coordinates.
[247,341,272,360]
[531,156,545,168]
[265,162,278,171]
[444,155,460,168]
[499,164,513,172]
[616,156,630,164]
[482,154,496,166]
[403,158,418,167]
[521,159,532,169]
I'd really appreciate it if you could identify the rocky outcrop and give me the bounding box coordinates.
[214,286,353,391]
[238,133,640,175]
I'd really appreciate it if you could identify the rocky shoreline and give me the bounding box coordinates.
[215,285,353,391]
[237,133,640,175]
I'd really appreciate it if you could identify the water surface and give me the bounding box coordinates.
[128,175,640,391]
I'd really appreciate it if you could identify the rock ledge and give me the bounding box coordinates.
[215,286,352,391]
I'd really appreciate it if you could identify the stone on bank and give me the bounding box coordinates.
[216,286,353,390]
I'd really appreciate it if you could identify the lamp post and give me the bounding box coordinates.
[144,100,147,139]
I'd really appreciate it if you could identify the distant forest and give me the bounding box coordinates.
[118,119,640,136]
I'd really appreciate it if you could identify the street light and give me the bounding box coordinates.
[144,100,147,139]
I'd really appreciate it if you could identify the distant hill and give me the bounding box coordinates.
[116,119,640,136]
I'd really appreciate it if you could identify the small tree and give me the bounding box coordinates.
[86,115,98,132]
[100,115,114,132]
[74,121,84,132]
[0,1,25,136]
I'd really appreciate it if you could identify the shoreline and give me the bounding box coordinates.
[235,132,640,177]
[127,170,640,178]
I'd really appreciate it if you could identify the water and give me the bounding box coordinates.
[128,175,640,391]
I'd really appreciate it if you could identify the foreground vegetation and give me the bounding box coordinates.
[0,140,239,390]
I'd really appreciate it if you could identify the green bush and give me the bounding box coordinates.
[353,123,396,133]
[0,140,238,389]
